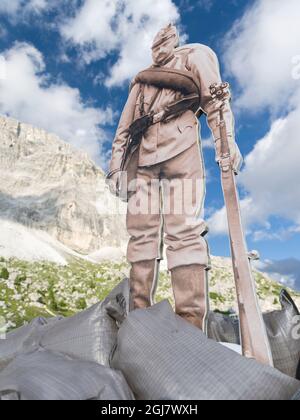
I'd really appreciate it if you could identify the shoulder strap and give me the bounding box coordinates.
[134,55,201,116]
[146,57,176,115]
[138,84,145,117]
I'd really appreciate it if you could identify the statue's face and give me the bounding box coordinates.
[151,25,179,66]
[152,36,177,66]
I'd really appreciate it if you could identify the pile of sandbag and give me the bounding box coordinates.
[0,280,134,401]
[112,300,300,400]
[207,290,300,379]
[0,278,299,400]
[0,350,134,401]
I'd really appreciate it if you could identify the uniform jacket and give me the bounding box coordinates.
[109,43,237,176]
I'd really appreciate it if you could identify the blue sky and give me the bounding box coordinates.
[0,0,299,289]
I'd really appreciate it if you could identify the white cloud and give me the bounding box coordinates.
[0,25,8,39]
[60,0,181,86]
[257,258,300,290]
[0,0,77,26]
[0,0,27,15]
[223,0,300,111]
[0,55,6,80]
[0,0,182,87]
[239,113,300,225]
[0,42,113,166]
[207,205,228,236]
[209,0,300,239]
[208,108,300,237]
[208,196,265,236]
[202,136,214,149]
[0,0,49,16]
[267,272,296,289]
[60,0,119,61]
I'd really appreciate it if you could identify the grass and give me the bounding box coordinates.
[0,256,299,332]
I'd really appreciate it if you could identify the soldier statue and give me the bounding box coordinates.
[107,24,242,330]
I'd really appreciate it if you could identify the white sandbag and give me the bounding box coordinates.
[207,312,240,343]
[0,317,62,371]
[208,290,300,378]
[112,301,300,400]
[25,279,130,366]
[264,290,300,378]
[0,348,134,401]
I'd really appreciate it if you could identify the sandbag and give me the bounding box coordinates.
[112,300,300,400]
[207,290,300,378]
[0,317,62,371]
[0,349,134,401]
[207,312,240,344]
[25,279,130,367]
[292,389,300,400]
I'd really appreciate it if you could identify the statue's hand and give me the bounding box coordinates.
[216,141,244,174]
[106,172,120,196]
[230,142,244,174]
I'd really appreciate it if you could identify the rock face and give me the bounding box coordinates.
[0,116,128,254]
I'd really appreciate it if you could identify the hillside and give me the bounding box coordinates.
[0,255,299,332]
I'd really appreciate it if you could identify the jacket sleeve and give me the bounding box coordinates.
[188,46,242,167]
[109,83,140,173]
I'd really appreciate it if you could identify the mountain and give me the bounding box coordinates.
[0,116,128,261]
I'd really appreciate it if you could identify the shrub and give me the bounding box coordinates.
[0,268,9,280]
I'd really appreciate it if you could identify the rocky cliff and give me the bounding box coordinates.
[0,116,128,256]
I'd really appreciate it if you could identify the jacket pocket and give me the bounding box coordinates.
[177,111,197,133]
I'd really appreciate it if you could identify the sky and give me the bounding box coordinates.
[0,0,300,289]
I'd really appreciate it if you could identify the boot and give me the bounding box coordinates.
[171,264,208,330]
[129,259,158,311]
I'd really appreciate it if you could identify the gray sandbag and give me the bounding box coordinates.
[207,312,240,344]
[25,279,130,367]
[0,317,62,371]
[112,300,300,400]
[264,290,300,378]
[105,279,130,325]
[292,389,300,400]
[207,290,300,378]
[0,348,134,401]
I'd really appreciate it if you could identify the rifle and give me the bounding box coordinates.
[121,93,200,172]
[210,82,273,366]
[121,112,155,172]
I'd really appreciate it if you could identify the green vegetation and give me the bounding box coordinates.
[0,268,9,280]
[0,256,299,332]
